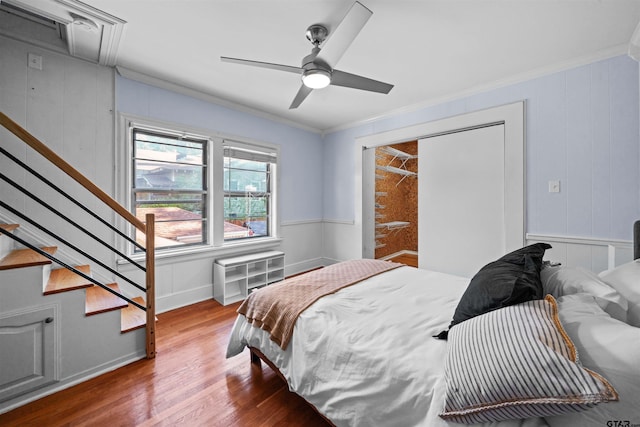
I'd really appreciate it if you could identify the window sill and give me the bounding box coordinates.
[116,237,283,267]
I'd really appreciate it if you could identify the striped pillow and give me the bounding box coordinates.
[440,295,618,423]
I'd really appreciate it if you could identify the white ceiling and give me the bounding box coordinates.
[14,1,640,132]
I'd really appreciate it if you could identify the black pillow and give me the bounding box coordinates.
[434,243,551,340]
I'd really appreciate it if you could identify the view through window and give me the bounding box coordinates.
[132,130,207,250]
[223,145,274,241]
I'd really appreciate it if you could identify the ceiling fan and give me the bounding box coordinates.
[221,1,394,109]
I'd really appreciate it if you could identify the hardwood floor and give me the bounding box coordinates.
[0,300,331,427]
[386,252,418,268]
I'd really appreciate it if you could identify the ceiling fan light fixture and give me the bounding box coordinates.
[302,69,331,89]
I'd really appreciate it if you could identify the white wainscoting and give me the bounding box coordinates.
[280,220,326,275]
[321,220,361,265]
[526,233,633,273]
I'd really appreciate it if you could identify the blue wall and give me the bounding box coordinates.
[323,55,640,241]
[116,75,324,223]
[116,55,640,242]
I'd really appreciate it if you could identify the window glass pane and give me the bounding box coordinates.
[224,168,268,192]
[134,160,204,191]
[136,135,204,164]
[223,146,273,242]
[224,195,269,240]
[132,129,207,251]
[135,199,206,248]
[224,157,267,171]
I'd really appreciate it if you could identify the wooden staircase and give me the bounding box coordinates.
[1,110,156,413]
[0,223,147,333]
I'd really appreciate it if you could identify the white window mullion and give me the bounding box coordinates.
[212,139,225,247]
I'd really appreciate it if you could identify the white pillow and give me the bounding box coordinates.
[599,260,640,327]
[541,266,628,322]
[545,293,640,427]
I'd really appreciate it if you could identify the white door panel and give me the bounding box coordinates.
[418,125,506,277]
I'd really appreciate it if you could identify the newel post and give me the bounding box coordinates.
[145,213,156,359]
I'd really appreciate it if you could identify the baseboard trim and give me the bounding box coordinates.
[284,257,325,277]
[156,285,214,314]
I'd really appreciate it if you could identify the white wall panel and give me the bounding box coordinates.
[0,35,116,272]
[527,233,633,273]
[280,221,324,275]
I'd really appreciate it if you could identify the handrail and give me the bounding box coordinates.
[0,111,156,359]
[0,112,145,232]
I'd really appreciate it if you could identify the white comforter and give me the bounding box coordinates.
[227,266,549,427]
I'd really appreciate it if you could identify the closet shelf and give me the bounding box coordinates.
[375,221,410,230]
[376,165,417,177]
[381,146,417,160]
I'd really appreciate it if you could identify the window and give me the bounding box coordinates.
[223,143,276,242]
[132,129,208,251]
[124,118,279,255]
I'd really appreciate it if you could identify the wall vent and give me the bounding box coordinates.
[0,0,125,66]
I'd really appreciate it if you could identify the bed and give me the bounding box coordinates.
[226,221,640,427]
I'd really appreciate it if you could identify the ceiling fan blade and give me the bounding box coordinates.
[331,69,393,94]
[221,56,303,74]
[315,1,372,68]
[289,84,313,109]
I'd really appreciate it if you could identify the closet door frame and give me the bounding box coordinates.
[358,101,525,264]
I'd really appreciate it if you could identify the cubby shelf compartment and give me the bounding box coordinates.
[213,250,284,305]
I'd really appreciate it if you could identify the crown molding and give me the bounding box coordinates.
[628,20,640,61]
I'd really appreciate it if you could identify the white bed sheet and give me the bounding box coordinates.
[226,266,549,427]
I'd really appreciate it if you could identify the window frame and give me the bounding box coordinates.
[222,140,277,243]
[131,127,209,251]
[117,114,280,261]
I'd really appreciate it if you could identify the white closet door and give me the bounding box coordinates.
[418,124,505,277]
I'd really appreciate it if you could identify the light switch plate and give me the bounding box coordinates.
[548,180,560,193]
[28,53,42,70]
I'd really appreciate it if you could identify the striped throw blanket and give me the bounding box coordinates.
[237,259,404,350]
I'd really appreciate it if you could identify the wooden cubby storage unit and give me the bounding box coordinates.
[213,250,285,305]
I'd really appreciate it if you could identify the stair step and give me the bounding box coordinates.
[44,265,93,295]
[85,283,128,316]
[121,296,147,333]
[0,224,20,233]
[0,246,57,270]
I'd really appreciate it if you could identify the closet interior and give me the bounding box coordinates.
[374,140,418,266]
